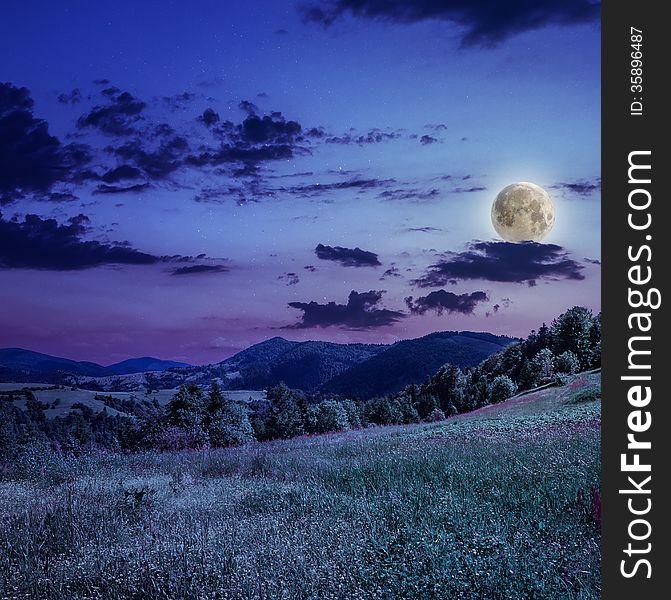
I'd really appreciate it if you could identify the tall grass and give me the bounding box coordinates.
[0,395,600,599]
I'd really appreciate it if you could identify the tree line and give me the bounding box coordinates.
[0,306,600,461]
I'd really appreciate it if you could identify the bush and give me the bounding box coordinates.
[488,375,517,404]
[569,387,601,404]
[310,400,350,434]
[340,399,362,429]
[427,408,446,422]
[529,348,555,385]
[553,374,570,387]
[554,350,580,375]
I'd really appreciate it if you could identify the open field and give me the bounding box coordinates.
[0,385,266,418]
[0,375,600,599]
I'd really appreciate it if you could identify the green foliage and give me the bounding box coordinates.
[427,363,465,415]
[0,306,602,456]
[427,407,446,421]
[308,400,351,434]
[569,387,601,404]
[364,397,405,426]
[205,382,254,447]
[488,375,517,404]
[551,306,597,370]
[529,348,555,386]
[265,383,306,440]
[341,399,362,429]
[0,385,600,599]
[554,350,580,375]
[165,383,208,447]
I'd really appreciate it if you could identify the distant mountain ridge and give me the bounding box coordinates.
[323,331,513,398]
[220,338,387,391]
[0,348,190,381]
[191,331,515,398]
[0,331,516,398]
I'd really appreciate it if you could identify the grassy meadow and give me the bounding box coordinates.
[0,374,600,599]
[1,385,265,419]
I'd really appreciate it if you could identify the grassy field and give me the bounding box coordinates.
[0,374,600,599]
[1,385,266,418]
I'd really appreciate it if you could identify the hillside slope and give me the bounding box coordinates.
[324,331,514,398]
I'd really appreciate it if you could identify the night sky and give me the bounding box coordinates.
[0,0,601,365]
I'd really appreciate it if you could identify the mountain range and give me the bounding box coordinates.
[0,348,190,380]
[0,331,515,398]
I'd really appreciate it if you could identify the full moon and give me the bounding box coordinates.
[491,182,555,242]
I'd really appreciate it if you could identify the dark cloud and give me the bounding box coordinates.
[379,187,440,202]
[0,213,159,270]
[47,191,78,202]
[325,128,401,145]
[93,79,111,86]
[406,226,443,233]
[238,113,301,144]
[186,110,304,173]
[449,185,486,193]
[405,289,489,315]
[305,126,326,138]
[239,100,259,115]
[199,108,220,126]
[550,179,601,196]
[100,165,143,183]
[301,0,600,47]
[101,86,120,98]
[413,240,585,287]
[380,264,401,280]
[279,272,300,286]
[77,90,146,135]
[171,264,229,276]
[420,135,438,145]
[284,177,394,198]
[304,265,317,272]
[111,133,189,179]
[286,290,404,329]
[0,82,90,204]
[93,183,151,195]
[315,243,381,267]
[57,89,82,104]
[193,186,240,204]
[162,91,197,110]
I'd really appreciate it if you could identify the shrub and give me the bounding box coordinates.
[488,375,517,404]
[427,408,446,422]
[569,387,601,404]
[554,350,580,375]
[310,400,350,434]
[340,399,362,429]
[529,348,555,385]
[553,374,570,387]
[206,383,255,447]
